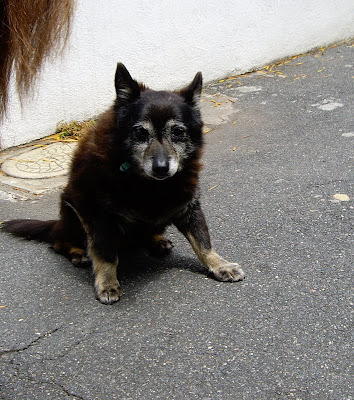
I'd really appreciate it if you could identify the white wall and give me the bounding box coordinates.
[1,0,353,148]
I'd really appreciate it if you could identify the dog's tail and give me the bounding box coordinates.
[1,219,57,243]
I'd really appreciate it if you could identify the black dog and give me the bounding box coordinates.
[3,63,244,304]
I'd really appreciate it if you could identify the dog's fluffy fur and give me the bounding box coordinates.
[2,63,244,304]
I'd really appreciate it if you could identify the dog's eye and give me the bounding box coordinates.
[171,126,186,136]
[134,127,149,140]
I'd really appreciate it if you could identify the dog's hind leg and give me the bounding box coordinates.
[148,234,174,257]
[52,197,89,266]
[53,241,90,266]
[174,200,245,282]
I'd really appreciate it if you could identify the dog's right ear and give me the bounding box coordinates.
[115,63,141,103]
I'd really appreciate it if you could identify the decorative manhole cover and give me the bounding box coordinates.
[1,142,77,179]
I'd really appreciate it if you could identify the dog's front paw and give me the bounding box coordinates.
[95,282,122,305]
[212,262,245,282]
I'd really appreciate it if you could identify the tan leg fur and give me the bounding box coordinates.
[186,232,245,282]
[89,250,121,304]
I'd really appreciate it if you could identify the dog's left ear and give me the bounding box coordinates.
[179,72,203,107]
[115,63,141,104]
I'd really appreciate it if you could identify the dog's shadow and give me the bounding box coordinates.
[119,250,207,293]
[121,249,205,277]
[65,247,207,302]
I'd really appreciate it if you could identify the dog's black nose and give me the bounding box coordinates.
[152,156,169,177]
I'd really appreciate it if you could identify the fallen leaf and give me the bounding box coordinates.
[218,115,227,122]
[333,194,350,202]
[61,138,79,142]
[232,147,237,151]
[7,159,35,163]
[40,134,60,141]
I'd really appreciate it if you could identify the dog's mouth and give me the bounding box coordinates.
[150,174,170,181]
[145,167,175,181]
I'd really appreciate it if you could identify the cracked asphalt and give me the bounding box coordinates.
[0,42,353,399]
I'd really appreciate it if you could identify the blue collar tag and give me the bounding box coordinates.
[119,161,131,172]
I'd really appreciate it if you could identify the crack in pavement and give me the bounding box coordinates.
[41,337,88,362]
[1,326,93,399]
[52,381,87,400]
[37,378,87,400]
[0,327,61,356]
[2,357,87,400]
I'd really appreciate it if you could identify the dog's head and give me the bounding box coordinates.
[114,63,203,180]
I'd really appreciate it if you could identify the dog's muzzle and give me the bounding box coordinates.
[142,140,179,180]
[152,149,170,179]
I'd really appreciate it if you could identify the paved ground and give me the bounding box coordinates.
[0,42,353,399]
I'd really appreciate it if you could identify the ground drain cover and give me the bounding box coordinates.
[1,142,76,179]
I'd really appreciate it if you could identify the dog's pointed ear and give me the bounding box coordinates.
[179,72,203,107]
[115,63,141,103]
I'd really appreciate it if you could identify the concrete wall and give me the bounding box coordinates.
[1,0,353,148]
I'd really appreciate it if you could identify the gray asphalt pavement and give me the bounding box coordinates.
[0,42,353,399]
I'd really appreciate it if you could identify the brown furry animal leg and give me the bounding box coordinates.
[90,249,121,305]
[53,241,90,266]
[174,200,245,282]
[59,193,122,304]
[186,234,245,281]
[148,234,174,257]
[52,196,88,266]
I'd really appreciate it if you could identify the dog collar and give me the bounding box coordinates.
[119,161,131,172]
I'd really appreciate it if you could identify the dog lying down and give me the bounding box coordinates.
[2,63,245,304]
